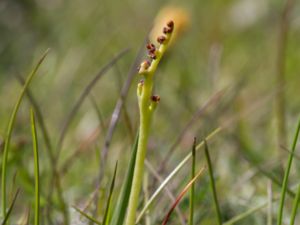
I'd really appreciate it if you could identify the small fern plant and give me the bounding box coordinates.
[124,20,175,225]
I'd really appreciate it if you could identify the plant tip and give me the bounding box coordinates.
[167,20,174,29]
[163,21,174,34]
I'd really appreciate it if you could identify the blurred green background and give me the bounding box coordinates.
[0,0,300,224]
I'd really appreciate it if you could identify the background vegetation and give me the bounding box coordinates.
[0,0,300,224]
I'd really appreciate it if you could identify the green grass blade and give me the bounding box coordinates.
[136,127,222,224]
[30,109,40,225]
[188,138,196,225]
[1,189,20,225]
[204,140,222,225]
[290,184,300,225]
[73,206,101,225]
[16,75,61,223]
[223,202,267,225]
[15,74,54,164]
[1,49,49,219]
[102,162,118,225]
[110,133,139,225]
[277,118,300,225]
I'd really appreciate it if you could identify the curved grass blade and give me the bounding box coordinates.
[15,74,54,164]
[110,133,139,225]
[73,206,101,225]
[56,48,129,160]
[161,167,205,225]
[223,202,267,225]
[204,140,222,225]
[277,118,300,225]
[1,189,20,225]
[223,189,300,225]
[102,162,118,225]
[1,49,49,218]
[144,160,186,225]
[30,109,40,225]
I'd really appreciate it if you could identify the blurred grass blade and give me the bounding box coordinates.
[56,48,129,159]
[136,128,221,224]
[30,109,40,225]
[143,171,150,225]
[102,162,118,225]
[267,181,273,225]
[223,191,294,225]
[89,95,106,132]
[223,202,267,225]
[73,206,101,225]
[1,49,49,218]
[204,140,222,225]
[110,133,139,225]
[160,90,225,169]
[277,118,300,225]
[290,183,300,224]
[18,207,30,225]
[161,167,205,225]
[188,138,196,225]
[144,160,186,225]
[1,189,20,225]
[281,145,300,160]
[15,74,54,164]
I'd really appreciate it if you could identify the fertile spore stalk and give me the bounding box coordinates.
[124,21,174,225]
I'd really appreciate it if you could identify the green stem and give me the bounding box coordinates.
[124,92,152,225]
[31,109,40,225]
[124,22,173,225]
[204,140,222,225]
[277,118,300,225]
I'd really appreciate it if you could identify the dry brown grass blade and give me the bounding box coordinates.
[161,167,205,225]
[145,160,186,225]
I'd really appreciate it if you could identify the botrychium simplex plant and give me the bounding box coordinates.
[124,20,175,225]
